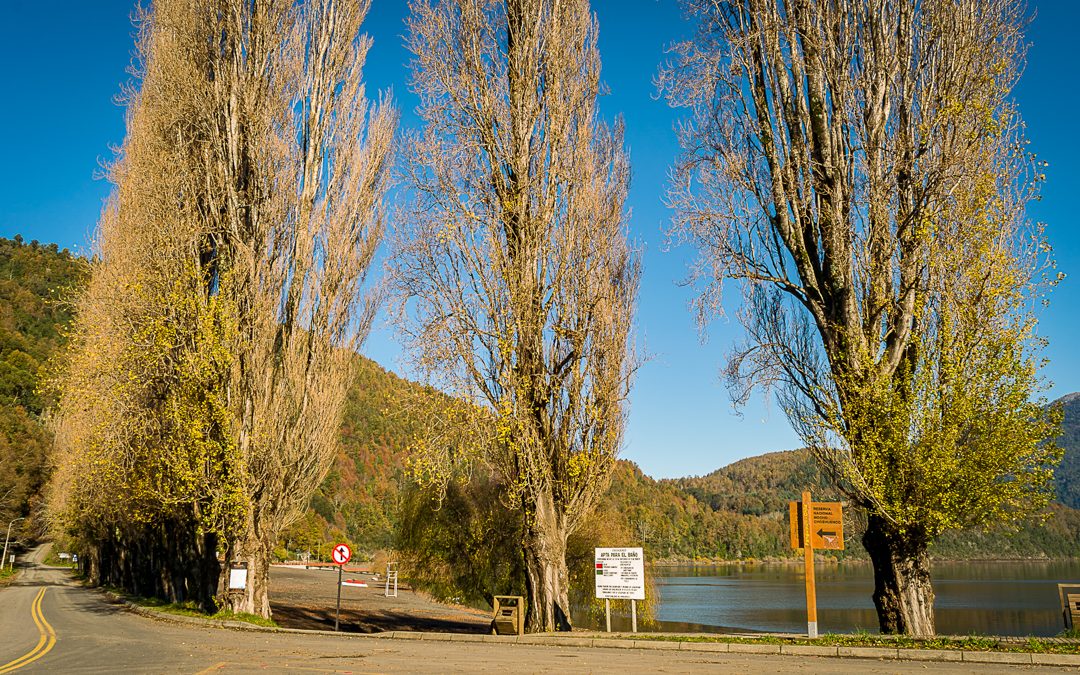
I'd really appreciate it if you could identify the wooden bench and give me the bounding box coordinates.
[1068,594,1080,629]
[1057,584,1080,630]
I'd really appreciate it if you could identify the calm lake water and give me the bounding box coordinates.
[580,561,1080,637]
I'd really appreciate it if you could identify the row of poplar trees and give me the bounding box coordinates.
[50,0,1059,637]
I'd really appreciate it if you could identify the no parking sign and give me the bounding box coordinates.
[331,542,351,632]
[332,543,351,565]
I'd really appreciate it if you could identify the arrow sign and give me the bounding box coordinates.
[332,543,352,565]
[818,529,839,546]
[789,501,845,550]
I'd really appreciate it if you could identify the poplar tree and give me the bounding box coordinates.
[394,0,640,632]
[661,0,1061,635]
[50,0,394,616]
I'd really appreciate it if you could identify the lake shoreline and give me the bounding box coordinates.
[650,559,1080,637]
[649,556,1080,566]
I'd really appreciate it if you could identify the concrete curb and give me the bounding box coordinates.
[837,646,898,659]
[902,648,963,662]
[1033,653,1080,666]
[112,597,1080,668]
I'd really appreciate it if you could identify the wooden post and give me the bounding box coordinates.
[631,599,638,633]
[605,598,611,632]
[802,490,818,638]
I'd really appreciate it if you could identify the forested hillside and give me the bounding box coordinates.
[3,235,1079,565]
[284,358,430,556]
[665,417,1080,561]
[1053,393,1080,509]
[0,236,85,526]
[303,385,1080,563]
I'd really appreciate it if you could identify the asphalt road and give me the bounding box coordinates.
[0,547,1073,674]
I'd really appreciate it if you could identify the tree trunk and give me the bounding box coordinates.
[220,536,271,618]
[522,487,572,633]
[194,530,221,612]
[862,513,935,636]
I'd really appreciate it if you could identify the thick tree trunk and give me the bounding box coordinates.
[193,530,221,612]
[522,488,572,633]
[862,514,935,636]
[220,536,271,618]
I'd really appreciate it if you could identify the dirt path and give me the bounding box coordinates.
[268,565,491,633]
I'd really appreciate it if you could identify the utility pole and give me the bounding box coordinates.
[2,517,25,571]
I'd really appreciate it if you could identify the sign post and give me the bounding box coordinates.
[801,491,818,638]
[331,543,352,631]
[594,547,645,633]
[789,493,845,638]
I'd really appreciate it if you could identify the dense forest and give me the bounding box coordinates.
[296,363,1080,566]
[0,236,85,529]
[273,351,1080,569]
[3,235,1080,591]
[1053,393,1080,509]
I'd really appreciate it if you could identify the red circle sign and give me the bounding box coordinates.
[332,543,352,565]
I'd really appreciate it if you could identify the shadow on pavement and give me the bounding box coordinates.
[270,602,489,634]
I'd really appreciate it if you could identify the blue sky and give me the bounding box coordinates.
[1,1,1077,479]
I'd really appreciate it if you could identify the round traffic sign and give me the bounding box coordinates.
[331,543,352,565]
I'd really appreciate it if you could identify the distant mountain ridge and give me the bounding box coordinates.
[666,449,833,516]
[315,362,1080,560]
[2,235,1079,562]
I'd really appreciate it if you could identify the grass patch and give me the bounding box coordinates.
[600,631,1080,655]
[0,566,18,587]
[119,592,278,628]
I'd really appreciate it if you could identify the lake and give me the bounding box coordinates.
[581,561,1080,637]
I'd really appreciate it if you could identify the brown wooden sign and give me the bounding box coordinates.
[788,501,802,549]
[789,500,845,550]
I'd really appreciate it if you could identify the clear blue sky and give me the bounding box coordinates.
[2,1,1077,479]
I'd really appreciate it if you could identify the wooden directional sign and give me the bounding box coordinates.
[810,502,844,550]
[789,500,844,550]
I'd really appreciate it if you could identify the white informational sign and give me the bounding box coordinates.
[228,564,248,591]
[594,547,645,600]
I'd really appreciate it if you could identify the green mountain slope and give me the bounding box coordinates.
[659,424,1080,561]
[300,357,429,553]
[668,449,835,516]
[1053,393,1080,509]
[295,364,1080,562]
[0,236,86,523]
[4,235,1079,565]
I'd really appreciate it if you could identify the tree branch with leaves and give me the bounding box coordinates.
[393,0,640,633]
[662,0,1061,635]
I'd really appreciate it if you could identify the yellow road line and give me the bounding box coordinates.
[0,588,56,673]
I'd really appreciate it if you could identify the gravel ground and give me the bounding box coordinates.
[268,565,492,634]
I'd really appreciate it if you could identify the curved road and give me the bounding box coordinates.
[0,546,1071,673]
